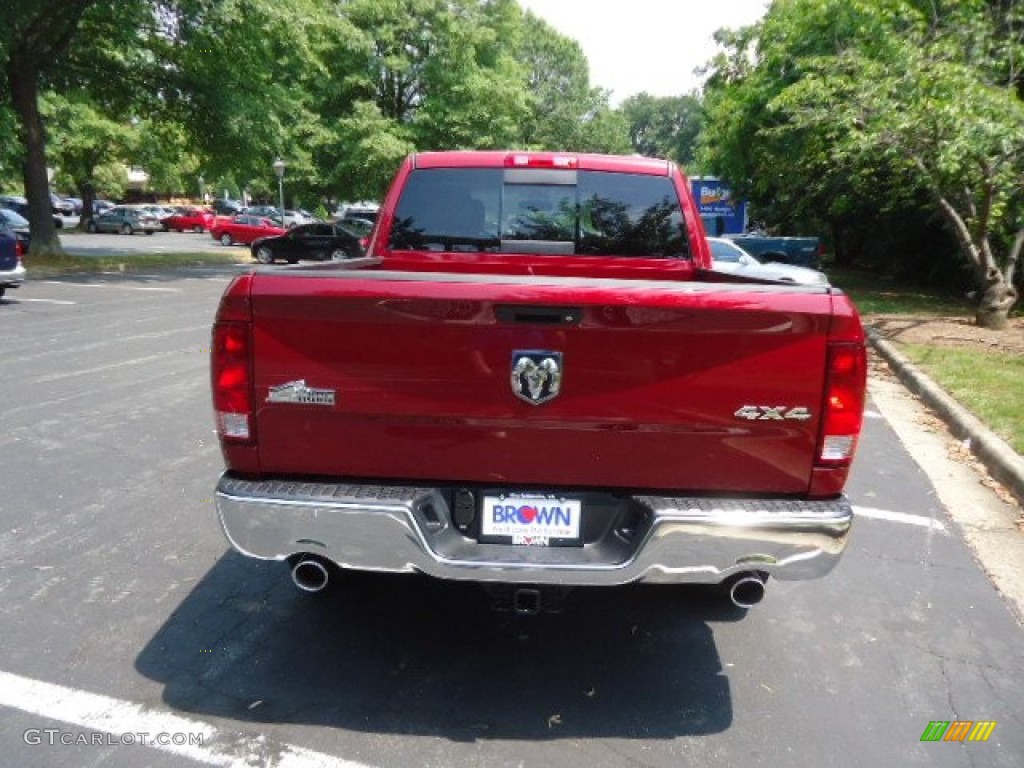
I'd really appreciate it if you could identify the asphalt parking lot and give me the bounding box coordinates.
[59,228,244,257]
[0,271,1022,767]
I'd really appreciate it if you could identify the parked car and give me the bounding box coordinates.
[722,232,823,269]
[0,216,26,300]
[210,214,286,246]
[211,198,244,216]
[93,199,116,214]
[250,222,366,264]
[334,201,379,224]
[50,192,75,216]
[0,207,30,233]
[244,204,281,219]
[282,209,316,228]
[139,204,176,227]
[209,150,867,610]
[0,195,64,229]
[161,206,214,233]
[339,216,373,236]
[86,206,161,235]
[708,237,828,285]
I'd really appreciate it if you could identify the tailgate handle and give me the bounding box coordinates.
[496,305,582,325]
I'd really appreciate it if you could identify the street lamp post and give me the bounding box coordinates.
[272,159,286,222]
[198,174,205,204]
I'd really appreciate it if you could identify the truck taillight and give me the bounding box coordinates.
[212,323,252,440]
[817,343,866,465]
[211,274,254,442]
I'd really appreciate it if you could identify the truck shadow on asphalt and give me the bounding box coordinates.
[136,552,739,740]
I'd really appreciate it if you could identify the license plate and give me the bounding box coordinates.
[480,493,582,546]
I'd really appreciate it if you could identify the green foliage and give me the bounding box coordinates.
[516,11,629,153]
[4,0,642,219]
[621,92,704,165]
[42,92,138,199]
[700,0,1024,317]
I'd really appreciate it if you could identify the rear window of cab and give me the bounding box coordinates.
[389,167,689,258]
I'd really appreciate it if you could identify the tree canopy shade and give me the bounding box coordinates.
[42,92,136,219]
[700,0,1024,327]
[2,0,96,255]
[620,92,704,167]
[1,0,709,256]
[517,11,630,154]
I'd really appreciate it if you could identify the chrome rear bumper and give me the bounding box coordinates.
[215,473,852,586]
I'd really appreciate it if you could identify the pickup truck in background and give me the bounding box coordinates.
[211,151,866,614]
[723,233,823,269]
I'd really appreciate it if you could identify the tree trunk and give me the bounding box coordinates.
[974,267,1018,330]
[8,62,63,256]
[78,178,96,226]
[829,220,861,267]
[5,0,95,256]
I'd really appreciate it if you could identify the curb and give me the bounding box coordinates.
[867,327,1024,508]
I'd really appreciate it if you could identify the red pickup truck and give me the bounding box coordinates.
[211,151,866,613]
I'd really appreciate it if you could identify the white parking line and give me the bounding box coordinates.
[0,668,372,768]
[39,281,180,292]
[853,506,948,533]
[33,353,179,384]
[12,298,77,305]
[41,281,107,288]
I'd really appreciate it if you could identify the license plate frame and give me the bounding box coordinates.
[479,492,583,547]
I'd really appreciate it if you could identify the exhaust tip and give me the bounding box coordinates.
[728,574,766,609]
[291,557,330,593]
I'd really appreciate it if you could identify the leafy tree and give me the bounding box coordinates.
[412,7,528,150]
[43,92,137,220]
[167,0,338,204]
[2,0,96,255]
[701,0,1023,327]
[320,100,414,201]
[517,11,629,153]
[621,92,704,166]
[314,0,532,199]
[2,0,215,250]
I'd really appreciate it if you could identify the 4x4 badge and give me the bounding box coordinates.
[734,405,812,421]
[511,351,562,405]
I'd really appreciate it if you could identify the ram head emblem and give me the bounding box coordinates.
[511,351,563,405]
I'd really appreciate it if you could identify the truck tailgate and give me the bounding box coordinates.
[248,270,833,494]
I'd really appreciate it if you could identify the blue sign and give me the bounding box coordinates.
[692,177,747,235]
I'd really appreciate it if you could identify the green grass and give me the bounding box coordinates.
[826,265,1023,454]
[25,250,251,277]
[825,265,969,316]
[900,343,1024,454]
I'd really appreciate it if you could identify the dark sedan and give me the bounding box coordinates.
[0,196,64,229]
[250,222,365,264]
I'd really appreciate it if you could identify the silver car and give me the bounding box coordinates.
[86,206,161,235]
[707,237,828,284]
